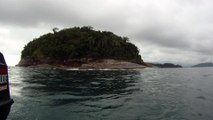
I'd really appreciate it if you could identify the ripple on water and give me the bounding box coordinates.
[7,67,213,120]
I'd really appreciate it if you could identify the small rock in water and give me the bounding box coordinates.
[196,96,206,100]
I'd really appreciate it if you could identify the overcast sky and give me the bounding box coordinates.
[0,0,213,66]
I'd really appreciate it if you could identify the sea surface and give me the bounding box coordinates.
[6,67,213,120]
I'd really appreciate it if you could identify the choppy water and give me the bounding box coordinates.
[6,67,213,120]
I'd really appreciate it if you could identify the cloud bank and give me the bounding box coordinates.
[0,0,213,66]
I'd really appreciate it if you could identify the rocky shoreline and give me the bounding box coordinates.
[80,59,146,69]
[17,59,147,70]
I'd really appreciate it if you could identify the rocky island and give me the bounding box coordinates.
[18,26,147,69]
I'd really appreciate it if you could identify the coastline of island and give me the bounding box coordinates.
[17,58,147,70]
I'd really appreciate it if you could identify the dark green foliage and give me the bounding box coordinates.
[21,26,144,64]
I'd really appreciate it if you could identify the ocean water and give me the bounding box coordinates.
[6,67,213,120]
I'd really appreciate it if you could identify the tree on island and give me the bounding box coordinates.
[52,27,59,34]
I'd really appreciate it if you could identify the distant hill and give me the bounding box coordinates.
[148,63,182,68]
[18,26,146,68]
[192,62,213,67]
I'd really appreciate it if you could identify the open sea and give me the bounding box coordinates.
[6,67,213,120]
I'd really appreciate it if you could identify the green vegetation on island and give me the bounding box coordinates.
[18,26,145,67]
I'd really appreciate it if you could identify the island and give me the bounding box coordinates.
[148,63,182,68]
[17,26,147,69]
[192,62,213,67]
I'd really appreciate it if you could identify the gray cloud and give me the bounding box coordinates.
[0,0,213,65]
[0,0,129,28]
[0,0,80,26]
